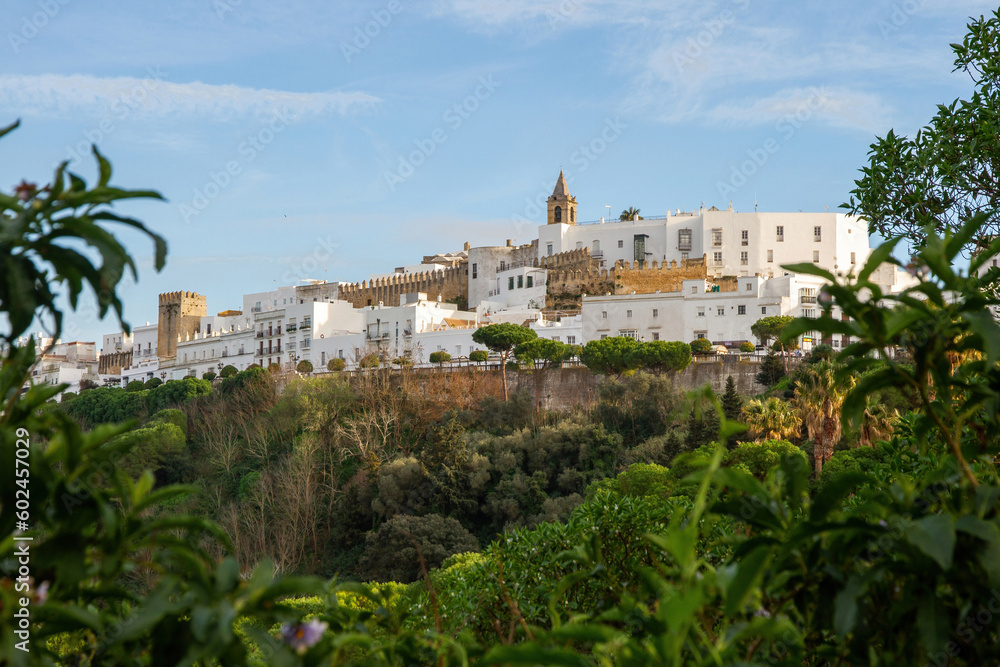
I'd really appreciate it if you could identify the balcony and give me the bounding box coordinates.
[800,295,817,304]
[591,250,604,258]
[367,331,390,341]
[287,323,297,332]
[256,332,264,338]
[300,321,311,330]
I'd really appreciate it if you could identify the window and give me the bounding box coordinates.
[803,309,816,318]
[472,263,478,279]
[851,252,856,264]
[814,226,822,242]
[526,276,533,288]
[697,308,705,317]
[626,310,632,318]
[652,332,660,341]
[618,240,624,248]
[554,205,562,222]
[619,330,638,340]
[767,249,773,263]
[681,252,689,260]
[696,332,706,339]
[745,282,753,291]
[567,336,576,345]
[508,277,515,290]
[761,307,767,314]
[741,230,749,246]
[547,243,553,255]
[712,228,723,247]
[776,226,784,242]
[601,334,608,340]
[206,324,212,334]
[738,305,746,315]
[678,229,692,251]
[517,275,523,288]
[717,307,725,316]
[713,252,723,265]
[740,251,748,265]
[652,308,659,317]
[691,286,697,294]
[813,250,820,263]
[602,311,608,319]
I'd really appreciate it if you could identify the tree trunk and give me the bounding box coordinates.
[500,353,509,401]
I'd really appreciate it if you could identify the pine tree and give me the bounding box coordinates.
[722,375,742,421]
[756,351,786,387]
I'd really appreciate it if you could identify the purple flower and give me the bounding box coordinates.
[817,289,833,308]
[280,619,327,653]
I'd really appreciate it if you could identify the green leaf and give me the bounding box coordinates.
[483,644,592,665]
[858,236,903,283]
[810,472,871,522]
[724,545,771,616]
[903,514,956,570]
[780,262,837,282]
[833,575,865,637]
[917,598,951,657]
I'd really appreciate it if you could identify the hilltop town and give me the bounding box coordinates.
[29,171,916,394]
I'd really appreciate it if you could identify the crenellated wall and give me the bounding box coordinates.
[339,264,468,309]
[544,255,709,310]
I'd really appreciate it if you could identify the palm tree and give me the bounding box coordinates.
[620,207,642,221]
[858,395,898,448]
[742,397,801,441]
[794,361,854,476]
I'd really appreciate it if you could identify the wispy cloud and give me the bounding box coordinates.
[0,74,380,121]
[700,87,892,132]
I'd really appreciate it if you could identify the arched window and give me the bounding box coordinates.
[571,208,575,222]
[554,206,562,223]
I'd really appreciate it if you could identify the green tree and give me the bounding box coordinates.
[690,338,713,355]
[469,349,488,366]
[755,350,785,387]
[739,341,755,353]
[359,353,380,370]
[580,336,641,376]
[220,364,238,378]
[630,340,692,375]
[472,323,537,400]
[619,206,643,221]
[858,394,899,449]
[202,371,216,381]
[359,513,480,584]
[327,357,346,372]
[741,397,801,441]
[751,315,795,349]
[721,375,742,422]
[794,360,854,475]
[296,359,314,374]
[429,351,452,366]
[126,379,145,392]
[847,10,1000,250]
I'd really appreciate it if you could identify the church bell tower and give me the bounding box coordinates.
[546,170,577,225]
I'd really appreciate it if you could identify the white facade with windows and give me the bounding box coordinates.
[582,275,830,348]
[539,208,871,279]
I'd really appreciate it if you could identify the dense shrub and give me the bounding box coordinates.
[726,439,805,479]
[359,513,479,583]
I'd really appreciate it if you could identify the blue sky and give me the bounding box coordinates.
[1,0,996,344]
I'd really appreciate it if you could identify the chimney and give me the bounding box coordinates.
[506,239,514,247]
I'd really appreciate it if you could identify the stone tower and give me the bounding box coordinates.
[547,170,577,225]
[157,291,207,360]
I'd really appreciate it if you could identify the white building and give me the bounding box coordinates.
[121,323,159,386]
[536,172,872,279]
[27,338,99,397]
[582,275,830,349]
[531,314,582,346]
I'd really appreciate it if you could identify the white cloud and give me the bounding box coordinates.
[700,87,892,132]
[0,74,380,121]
